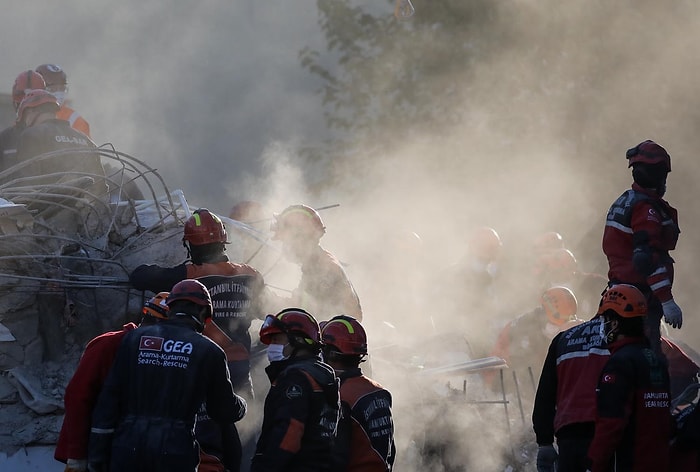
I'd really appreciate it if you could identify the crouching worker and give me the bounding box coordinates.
[321,315,396,471]
[87,279,247,472]
[252,308,340,472]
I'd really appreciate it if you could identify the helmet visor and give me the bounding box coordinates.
[261,314,286,333]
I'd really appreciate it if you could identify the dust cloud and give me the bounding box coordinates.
[3,0,700,469]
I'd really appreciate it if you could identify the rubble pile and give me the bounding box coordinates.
[0,146,198,456]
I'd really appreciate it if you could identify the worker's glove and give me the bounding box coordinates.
[662,299,683,329]
[65,459,87,472]
[536,444,558,472]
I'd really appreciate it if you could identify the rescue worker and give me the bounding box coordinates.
[130,208,268,398]
[35,63,91,137]
[533,287,698,472]
[228,200,271,265]
[270,204,362,321]
[432,226,505,356]
[15,89,108,198]
[532,304,611,472]
[489,286,579,389]
[0,70,45,172]
[88,279,247,472]
[531,247,608,315]
[602,139,681,353]
[321,315,396,471]
[585,284,671,471]
[252,308,340,471]
[532,231,566,254]
[55,293,169,472]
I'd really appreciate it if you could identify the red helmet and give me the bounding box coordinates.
[320,315,368,356]
[259,308,320,347]
[17,89,60,124]
[12,70,46,110]
[229,200,265,223]
[35,64,68,87]
[597,284,647,318]
[626,140,671,172]
[166,279,213,318]
[533,232,565,253]
[183,208,227,246]
[142,292,170,320]
[271,204,325,241]
[541,286,578,326]
[467,226,502,261]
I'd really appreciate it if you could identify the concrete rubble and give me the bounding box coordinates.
[0,147,238,460]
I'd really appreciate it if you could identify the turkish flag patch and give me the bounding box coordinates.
[602,373,616,384]
[139,336,164,351]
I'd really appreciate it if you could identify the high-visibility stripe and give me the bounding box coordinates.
[90,427,115,434]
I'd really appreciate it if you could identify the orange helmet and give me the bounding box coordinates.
[468,226,502,261]
[35,64,67,87]
[12,70,46,110]
[320,315,368,356]
[183,208,227,246]
[259,308,321,347]
[166,279,213,320]
[597,284,647,318]
[533,232,565,253]
[541,286,578,326]
[534,248,578,279]
[142,292,170,320]
[17,89,59,124]
[271,204,325,241]
[626,140,671,172]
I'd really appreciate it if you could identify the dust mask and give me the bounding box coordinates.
[51,91,66,107]
[267,343,289,363]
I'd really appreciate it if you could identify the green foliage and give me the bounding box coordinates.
[300,0,503,146]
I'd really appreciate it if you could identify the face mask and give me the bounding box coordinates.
[599,318,615,343]
[51,91,66,106]
[267,343,288,363]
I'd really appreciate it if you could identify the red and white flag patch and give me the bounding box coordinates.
[602,373,616,384]
[139,336,164,351]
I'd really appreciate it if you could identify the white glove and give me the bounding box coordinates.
[662,299,683,329]
[65,458,88,472]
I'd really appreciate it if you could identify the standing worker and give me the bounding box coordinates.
[252,308,340,471]
[0,70,46,172]
[321,315,396,471]
[130,208,268,398]
[532,306,611,472]
[602,139,681,352]
[586,284,672,471]
[15,89,107,196]
[88,279,247,472]
[270,204,362,321]
[54,293,169,472]
[35,63,91,137]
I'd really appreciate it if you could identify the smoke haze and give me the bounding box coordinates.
[4,0,700,468]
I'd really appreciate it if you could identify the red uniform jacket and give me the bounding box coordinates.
[603,184,680,302]
[54,323,137,463]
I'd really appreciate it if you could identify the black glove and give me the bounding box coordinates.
[536,444,558,472]
[87,462,107,472]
